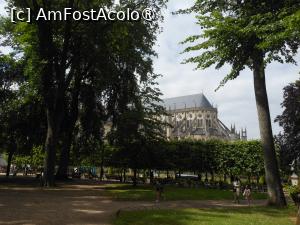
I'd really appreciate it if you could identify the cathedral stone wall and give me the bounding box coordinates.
[160,94,247,141]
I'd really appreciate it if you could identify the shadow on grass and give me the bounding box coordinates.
[104,184,267,201]
[114,206,296,225]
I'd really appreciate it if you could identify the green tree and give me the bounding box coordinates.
[275,78,300,173]
[103,1,166,186]
[0,54,46,176]
[178,0,300,206]
[1,0,166,185]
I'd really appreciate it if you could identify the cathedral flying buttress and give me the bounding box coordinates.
[159,93,247,141]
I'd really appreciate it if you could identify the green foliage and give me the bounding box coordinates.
[108,139,265,178]
[13,155,31,167]
[1,0,167,183]
[259,176,266,185]
[275,78,300,173]
[12,145,44,168]
[30,146,45,167]
[0,54,45,160]
[285,184,300,205]
[178,1,300,90]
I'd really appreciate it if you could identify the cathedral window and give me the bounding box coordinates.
[197,119,203,127]
[206,119,212,128]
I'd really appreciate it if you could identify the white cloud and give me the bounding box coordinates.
[0,0,9,16]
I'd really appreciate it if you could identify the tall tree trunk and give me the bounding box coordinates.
[56,132,72,180]
[210,171,214,182]
[36,4,57,187]
[43,110,58,187]
[6,149,14,177]
[253,53,286,206]
[150,169,154,184]
[198,172,202,181]
[56,70,81,180]
[296,208,300,225]
[99,145,105,181]
[133,168,137,186]
[34,0,73,186]
[123,169,126,183]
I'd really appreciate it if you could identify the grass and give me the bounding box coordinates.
[113,206,296,225]
[103,184,267,201]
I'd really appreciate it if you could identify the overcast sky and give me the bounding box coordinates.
[1,0,299,139]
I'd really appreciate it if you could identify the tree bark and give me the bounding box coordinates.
[210,171,214,182]
[296,207,300,225]
[5,149,14,177]
[99,145,105,181]
[43,110,58,187]
[33,0,73,186]
[150,170,154,183]
[198,172,202,181]
[253,53,286,206]
[56,132,72,180]
[56,73,81,180]
[133,168,137,186]
[35,5,57,187]
[123,169,126,183]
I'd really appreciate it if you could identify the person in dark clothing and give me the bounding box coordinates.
[155,181,164,202]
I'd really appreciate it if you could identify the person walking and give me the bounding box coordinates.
[233,178,241,204]
[155,181,164,203]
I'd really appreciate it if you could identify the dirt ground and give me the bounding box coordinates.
[0,177,266,225]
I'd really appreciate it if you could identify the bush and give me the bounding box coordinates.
[258,176,265,185]
[286,185,300,206]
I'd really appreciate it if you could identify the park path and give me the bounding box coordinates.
[0,183,267,225]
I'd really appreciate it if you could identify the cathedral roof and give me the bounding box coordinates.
[161,93,214,110]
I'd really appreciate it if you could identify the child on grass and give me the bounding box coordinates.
[243,185,252,206]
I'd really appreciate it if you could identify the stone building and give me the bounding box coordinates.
[159,93,247,141]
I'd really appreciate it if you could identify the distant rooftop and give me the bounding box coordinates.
[161,93,214,110]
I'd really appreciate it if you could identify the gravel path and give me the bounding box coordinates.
[0,182,267,225]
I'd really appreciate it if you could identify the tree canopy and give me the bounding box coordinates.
[176,0,300,206]
[275,78,300,173]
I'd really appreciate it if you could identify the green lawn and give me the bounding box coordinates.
[114,206,296,225]
[104,184,267,201]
